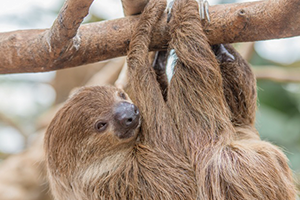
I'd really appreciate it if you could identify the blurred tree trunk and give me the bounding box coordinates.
[0,133,52,200]
[53,62,107,104]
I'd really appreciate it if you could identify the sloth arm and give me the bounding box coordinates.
[126,0,176,145]
[167,0,234,147]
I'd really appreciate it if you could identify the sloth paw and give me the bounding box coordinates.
[167,0,174,23]
[211,44,235,63]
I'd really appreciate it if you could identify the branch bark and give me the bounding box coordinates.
[0,0,300,74]
[0,0,93,73]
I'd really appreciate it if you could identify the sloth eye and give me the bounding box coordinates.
[119,92,127,100]
[95,121,108,132]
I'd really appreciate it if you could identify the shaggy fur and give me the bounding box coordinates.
[166,0,297,199]
[45,1,197,200]
[45,0,297,199]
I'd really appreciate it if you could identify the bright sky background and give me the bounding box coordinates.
[0,0,299,153]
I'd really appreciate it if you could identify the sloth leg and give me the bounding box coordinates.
[213,44,258,129]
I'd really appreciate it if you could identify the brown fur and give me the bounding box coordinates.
[166,0,297,199]
[45,0,297,199]
[45,1,196,199]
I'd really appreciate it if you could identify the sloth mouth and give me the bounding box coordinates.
[117,117,141,139]
[119,129,135,139]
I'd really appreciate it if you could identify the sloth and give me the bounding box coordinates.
[44,0,296,199]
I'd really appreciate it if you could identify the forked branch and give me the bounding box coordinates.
[0,0,299,74]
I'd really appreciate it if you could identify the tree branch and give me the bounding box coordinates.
[253,66,300,83]
[0,0,93,73]
[47,0,94,56]
[0,0,300,74]
[0,112,28,143]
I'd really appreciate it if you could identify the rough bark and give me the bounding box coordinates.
[0,0,300,74]
[0,0,94,74]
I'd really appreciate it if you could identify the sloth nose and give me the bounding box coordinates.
[114,102,140,129]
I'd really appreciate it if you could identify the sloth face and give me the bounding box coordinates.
[45,86,141,176]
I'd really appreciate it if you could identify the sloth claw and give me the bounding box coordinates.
[167,0,174,23]
[197,0,210,22]
[168,0,210,23]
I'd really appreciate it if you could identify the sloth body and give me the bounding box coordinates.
[45,86,197,200]
[45,0,296,199]
[45,1,196,200]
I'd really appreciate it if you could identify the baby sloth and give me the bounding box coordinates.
[45,1,197,200]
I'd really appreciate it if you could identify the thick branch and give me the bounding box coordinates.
[0,0,300,74]
[0,0,93,73]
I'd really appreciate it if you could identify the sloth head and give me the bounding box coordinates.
[45,86,140,177]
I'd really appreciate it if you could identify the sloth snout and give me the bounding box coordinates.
[114,102,140,131]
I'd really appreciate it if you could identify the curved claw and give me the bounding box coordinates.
[197,0,210,23]
[167,0,174,23]
[168,0,210,23]
[198,0,205,20]
[204,0,210,22]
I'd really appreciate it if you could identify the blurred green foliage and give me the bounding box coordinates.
[250,51,300,186]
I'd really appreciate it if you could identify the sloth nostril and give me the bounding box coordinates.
[126,118,133,125]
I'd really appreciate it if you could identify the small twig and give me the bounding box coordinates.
[0,152,11,160]
[0,113,28,143]
[253,66,300,83]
